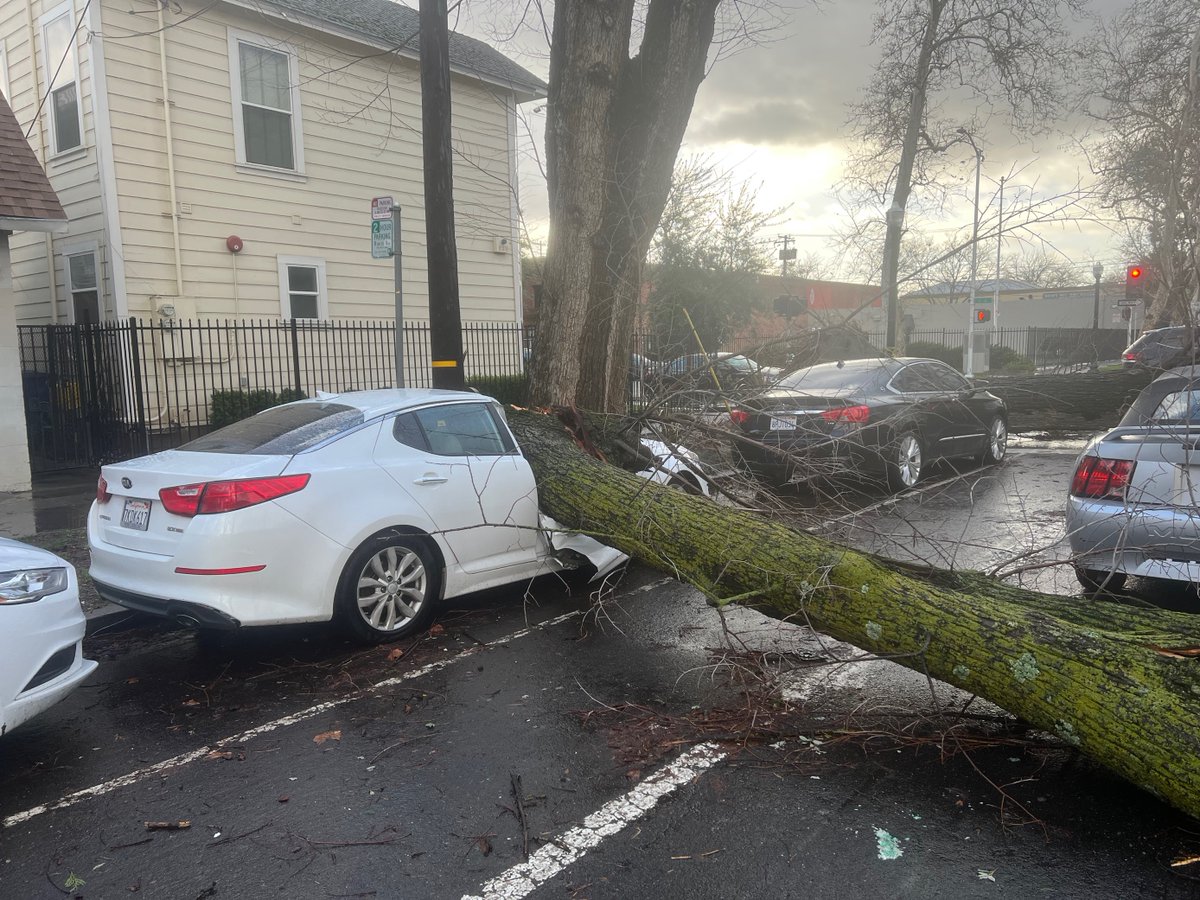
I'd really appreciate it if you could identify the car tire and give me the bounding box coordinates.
[977,416,1008,466]
[336,534,440,644]
[1074,565,1127,595]
[885,432,924,492]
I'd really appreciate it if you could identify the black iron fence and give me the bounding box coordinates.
[18,318,528,474]
[17,318,1134,474]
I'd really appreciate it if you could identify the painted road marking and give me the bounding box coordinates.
[462,742,726,900]
[2,578,675,830]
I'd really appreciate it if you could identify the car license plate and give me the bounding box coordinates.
[121,498,152,531]
[769,416,797,431]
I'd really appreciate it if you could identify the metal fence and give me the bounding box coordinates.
[18,319,528,473]
[16,318,1135,474]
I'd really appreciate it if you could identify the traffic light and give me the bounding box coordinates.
[1126,264,1147,302]
[975,309,991,323]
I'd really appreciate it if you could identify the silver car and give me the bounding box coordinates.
[1066,366,1200,593]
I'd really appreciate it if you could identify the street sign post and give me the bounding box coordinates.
[371,196,403,386]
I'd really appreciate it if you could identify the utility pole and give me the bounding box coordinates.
[993,176,1004,332]
[419,0,465,389]
[958,128,982,377]
[778,234,796,278]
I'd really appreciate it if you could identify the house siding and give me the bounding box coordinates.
[1,0,110,325]
[101,0,521,324]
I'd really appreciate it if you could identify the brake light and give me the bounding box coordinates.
[96,475,110,504]
[822,405,871,424]
[159,475,310,517]
[730,409,751,427]
[1070,457,1134,499]
[1123,352,1139,361]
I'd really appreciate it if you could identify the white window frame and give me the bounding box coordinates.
[228,28,305,174]
[0,40,10,102]
[277,256,328,320]
[62,242,101,324]
[39,1,85,156]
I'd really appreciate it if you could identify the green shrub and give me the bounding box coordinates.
[468,374,529,405]
[210,387,308,428]
[987,345,1035,374]
[904,341,963,370]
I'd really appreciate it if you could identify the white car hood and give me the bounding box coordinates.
[0,536,65,571]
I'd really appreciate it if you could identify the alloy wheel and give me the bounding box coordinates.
[989,418,1008,462]
[356,545,426,632]
[896,435,922,488]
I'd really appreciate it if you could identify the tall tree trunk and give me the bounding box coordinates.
[530,1,633,407]
[881,0,944,353]
[576,0,720,413]
[509,407,1200,821]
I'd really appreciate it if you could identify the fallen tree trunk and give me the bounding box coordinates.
[984,370,1155,433]
[509,409,1200,820]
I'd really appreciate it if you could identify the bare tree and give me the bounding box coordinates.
[1000,249,1080,289]
[1091,0,1200,326]
[845,0,1083,350]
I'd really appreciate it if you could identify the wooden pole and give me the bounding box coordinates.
[419,0,465,389]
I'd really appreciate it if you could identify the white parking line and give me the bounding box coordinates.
[462,742,726,900]
[3,578,674,831]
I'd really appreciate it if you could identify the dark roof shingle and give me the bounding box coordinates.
[0,91,67,228]
[263,0,547,97]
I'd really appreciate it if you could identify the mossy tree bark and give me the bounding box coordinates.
[509,408,1200,821]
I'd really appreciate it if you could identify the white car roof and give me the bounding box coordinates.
[303,388,493,420]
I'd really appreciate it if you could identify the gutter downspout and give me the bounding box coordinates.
[157,3,183,297]
[25,0,59,322]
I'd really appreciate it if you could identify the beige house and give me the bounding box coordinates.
[0,0,544,331]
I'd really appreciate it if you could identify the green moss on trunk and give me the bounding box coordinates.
[510,408,1200,820]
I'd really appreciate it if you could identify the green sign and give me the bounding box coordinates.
[973,296,993,304]
[371,219,394,259]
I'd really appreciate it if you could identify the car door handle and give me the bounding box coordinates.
[413,473,448,485]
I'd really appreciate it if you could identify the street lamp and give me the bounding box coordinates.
[958,128,983,377]
[1091,262,1104,372]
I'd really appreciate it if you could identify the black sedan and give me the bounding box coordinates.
[728,357,1008,490]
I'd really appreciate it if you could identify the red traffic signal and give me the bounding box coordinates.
[1126,264,1149,302]
[975,309,991,323]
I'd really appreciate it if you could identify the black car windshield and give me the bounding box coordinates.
[181,403,364,454]
[778,361,887,391]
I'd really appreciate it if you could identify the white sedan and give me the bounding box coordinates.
[89,389,626,644]
[1,537,97,737]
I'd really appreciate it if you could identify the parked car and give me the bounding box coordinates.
[1066,365,1200,594]
[648,352,781,395]
[727,357,1008,490]
[1122,326,1197,370]
[1,537,97,737]
[87,389,630,644]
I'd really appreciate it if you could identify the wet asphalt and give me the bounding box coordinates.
[3,448,1200,898]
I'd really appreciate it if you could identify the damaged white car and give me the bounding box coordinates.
[88,390,628,644]
[1,538,97,737]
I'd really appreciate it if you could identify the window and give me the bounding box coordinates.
[394,404,515,457]
[182,403,363,454]
[892,364,940,393]
[41,5,82,154]
[276,256,327,320]
[1151,389,1200,425]
[66,250,99,324]
[229,31,303,172]
[926,363,971,392]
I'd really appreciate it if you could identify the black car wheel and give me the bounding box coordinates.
[885,432,924,491]
[977,417,1007,466]
[1074,565,1127,595]
[336,534,439,644]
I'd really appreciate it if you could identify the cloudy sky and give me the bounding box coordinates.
[453,0,1133,287]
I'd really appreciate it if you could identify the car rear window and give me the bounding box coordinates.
[1120,379,1200,425]
[779,361,886,391]
[181,403,364,454]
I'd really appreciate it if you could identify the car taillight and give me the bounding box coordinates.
[822,405,871,424]
[96,475,111,504]
[1070,457,1134,499]
[159,475,310,517]
[729,409,751,427]
[1123,352,1139,361]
